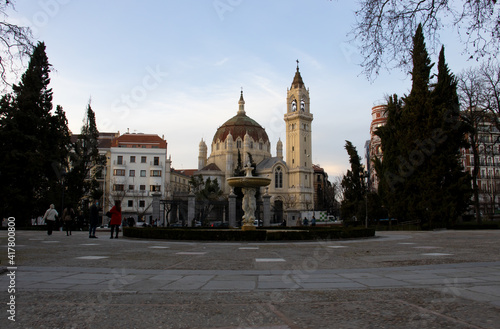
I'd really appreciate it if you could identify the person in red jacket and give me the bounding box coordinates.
[109,200,122,239]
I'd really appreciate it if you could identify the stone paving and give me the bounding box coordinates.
[0,229,499,328]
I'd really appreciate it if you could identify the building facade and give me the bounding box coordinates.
[461,113,500,217]
[367,104,388,191]
[107,133,170,222]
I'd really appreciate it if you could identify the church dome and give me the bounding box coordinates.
[212,92,269,144]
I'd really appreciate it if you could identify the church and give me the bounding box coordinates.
[196,64,315,223]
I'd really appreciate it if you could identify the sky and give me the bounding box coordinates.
[8,0,479,179]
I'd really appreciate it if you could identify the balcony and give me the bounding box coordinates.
[150,161,163,167]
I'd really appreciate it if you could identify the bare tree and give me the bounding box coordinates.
[458,61,500,221]
[458,68,488,223]
[0,1,33,86]
[349,0,500,79]
[480,60,500,131]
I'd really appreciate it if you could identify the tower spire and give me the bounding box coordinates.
[238,88,245,115]
[291,60,304,89]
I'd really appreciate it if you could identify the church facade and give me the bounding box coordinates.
[196,65,314,222]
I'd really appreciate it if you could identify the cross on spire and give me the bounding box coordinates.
[296,59,299,70]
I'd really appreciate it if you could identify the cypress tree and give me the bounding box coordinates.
[374,95,406,220]
[340,140,366,222]
[66,102,105,207]
[375,25,471,228]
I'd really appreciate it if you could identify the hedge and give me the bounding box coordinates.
[123,227,375,241]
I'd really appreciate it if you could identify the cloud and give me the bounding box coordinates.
[214,57,229,66]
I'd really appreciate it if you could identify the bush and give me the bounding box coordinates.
[123,227,375,241]
[451,221,500,230]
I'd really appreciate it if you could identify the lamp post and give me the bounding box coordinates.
[363,170,369,228]
[60,170,67,213]
[102,165,107,227]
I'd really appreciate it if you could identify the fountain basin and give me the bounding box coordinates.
[227,177,271,188]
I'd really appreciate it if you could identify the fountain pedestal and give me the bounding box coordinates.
[227,165,271,231]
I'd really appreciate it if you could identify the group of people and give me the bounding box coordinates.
[42,199,123,239]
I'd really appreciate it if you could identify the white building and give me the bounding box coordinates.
[107,133,171,222]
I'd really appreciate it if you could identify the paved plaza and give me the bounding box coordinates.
[1,229,499,328]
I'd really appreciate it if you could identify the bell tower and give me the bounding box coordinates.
[284,61,314,210]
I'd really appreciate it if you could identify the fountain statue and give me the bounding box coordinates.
[227,162,271,230]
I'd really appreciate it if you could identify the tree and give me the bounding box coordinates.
[375,25,471,227]
[458,68,488,223]
[349,0,500,79]
[66,102,106,207]
[479,61,500,131]
[340,140,366,222]
[0,1,33,86]
[189,175,223,225]
[0,41,70,224]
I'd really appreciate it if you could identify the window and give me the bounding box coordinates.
[128,200,133,207]
[236,140,242,148]
[139,200,145,208]
[150,185,161,192]
[113,169,125,176]
[141,156,147,163]
[128,185,134,190]
[113,184,124,191]
[129,170,135,177]
[140,170,147,177]
[250,142,253,149]
[130,156,136,163]
[275,167,283,188]
[259,143,263,150]
[139,185,146,191]
[150,170,161,177]
[116,156,123,165]
[154,157,159,165]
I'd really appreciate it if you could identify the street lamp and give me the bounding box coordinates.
[363,170,369,228]
[102,165,108,227]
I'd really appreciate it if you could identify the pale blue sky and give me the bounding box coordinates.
[10,1,476,178]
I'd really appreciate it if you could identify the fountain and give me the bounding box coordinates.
[227,163,271,231]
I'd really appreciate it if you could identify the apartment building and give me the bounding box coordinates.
[107,133,170,222]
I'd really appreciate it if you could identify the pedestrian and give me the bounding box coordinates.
[89,200,100,238]
[311,216,316,227]
[303,217,309,226]
[42,204,58,235]
[62,206,75,236]
[109,200,122,239]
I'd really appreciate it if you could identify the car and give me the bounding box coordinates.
[211,222,229,228]
[253,219,263,227]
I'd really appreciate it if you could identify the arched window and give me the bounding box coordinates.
[275,167,283,188]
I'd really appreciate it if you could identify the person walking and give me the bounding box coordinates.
[89,200,100,238]
[311,216,316,227]
[109,200,122,239]
[62,206,75,236]
[42,204,58,235]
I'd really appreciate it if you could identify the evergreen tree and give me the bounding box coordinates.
[66,102,106,207]
[375,25,471,227]
[374,95,407,220]
[0,42,70,224]
[340,140,366,222]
